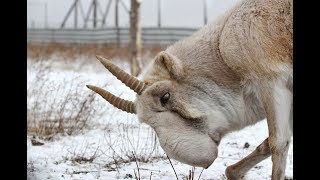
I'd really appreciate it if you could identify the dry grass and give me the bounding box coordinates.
[66,143,102,164]
[27,92,96,138]
[27,43,165,64]
[27,59,103,139]
[27,42,179,179]
[103,121,166,165]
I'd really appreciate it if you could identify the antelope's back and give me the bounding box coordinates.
[219,0,293,81]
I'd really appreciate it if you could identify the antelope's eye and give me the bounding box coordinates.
[160,92,170,105]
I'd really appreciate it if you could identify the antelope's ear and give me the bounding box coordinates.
[154,51,184,80]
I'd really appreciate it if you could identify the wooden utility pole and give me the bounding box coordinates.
[157,0,161,27]
[45,3,48,28]
[93,0,97,28]
[115,0,120,47]
[74,0,78,28]
[129,0,142,76]
[203,0,208,25]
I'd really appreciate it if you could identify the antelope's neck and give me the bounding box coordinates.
[166,17,241,88]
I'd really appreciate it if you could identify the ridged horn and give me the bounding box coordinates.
[96,55,146,95]
[86,85,136,114]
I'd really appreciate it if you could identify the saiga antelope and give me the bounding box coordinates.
[87,0,293,179]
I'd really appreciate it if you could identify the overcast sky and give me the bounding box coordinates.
[27,0,240,28]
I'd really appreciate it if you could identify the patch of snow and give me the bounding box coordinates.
[27,57,293,180]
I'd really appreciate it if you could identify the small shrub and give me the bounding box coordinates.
[27,59,102,139]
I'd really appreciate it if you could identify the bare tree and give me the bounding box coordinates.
[129,0,142,76]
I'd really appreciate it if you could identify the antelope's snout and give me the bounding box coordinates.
[155,126,218,168]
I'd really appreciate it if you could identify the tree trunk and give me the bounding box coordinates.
[130,0,142,76]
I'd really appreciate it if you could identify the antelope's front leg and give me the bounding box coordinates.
[261,81,292,180]
[225,138,271,180]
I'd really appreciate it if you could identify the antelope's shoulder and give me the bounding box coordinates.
[219,0,293,80]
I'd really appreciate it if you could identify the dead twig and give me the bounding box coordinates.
[132,151,141,180]
[166,155,179,180]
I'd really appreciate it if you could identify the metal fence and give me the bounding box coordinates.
[27,27,199,46]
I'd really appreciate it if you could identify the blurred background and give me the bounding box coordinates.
[27,0,240,69]
[27,0,238,28]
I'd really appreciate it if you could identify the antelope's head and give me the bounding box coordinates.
[87,52,222,168]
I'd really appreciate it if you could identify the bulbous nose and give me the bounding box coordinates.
[155,127,218,168]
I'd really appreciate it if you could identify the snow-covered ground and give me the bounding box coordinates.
[27,57,293,180]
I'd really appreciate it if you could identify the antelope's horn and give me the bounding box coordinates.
[86,85,136,114]
[96,55,146,95]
